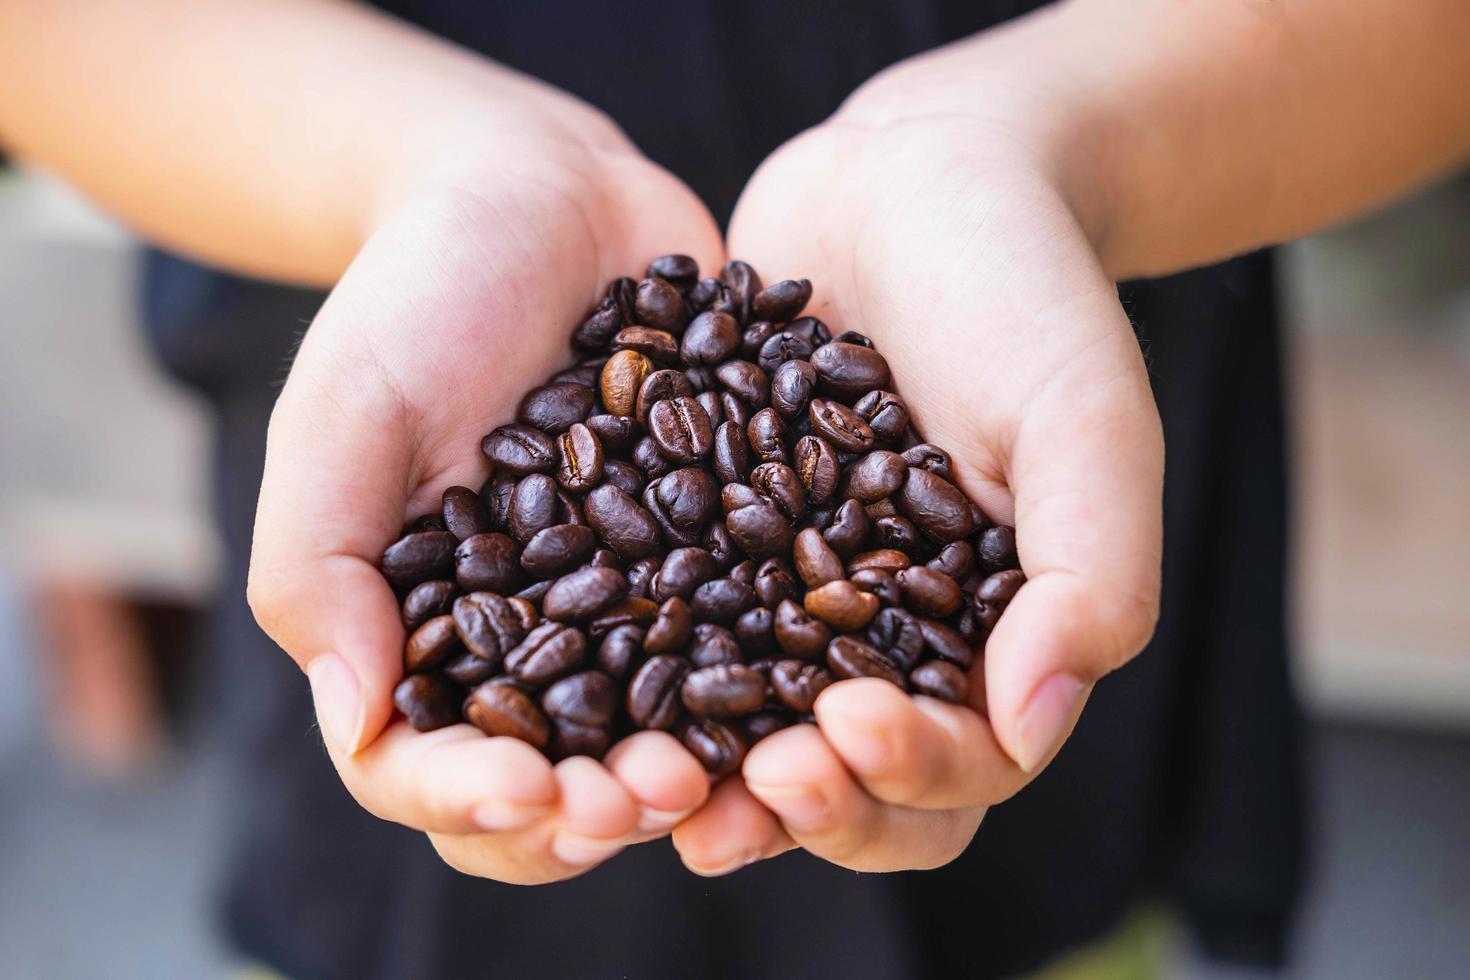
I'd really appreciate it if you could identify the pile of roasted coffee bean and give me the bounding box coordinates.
[383,256,1023,775]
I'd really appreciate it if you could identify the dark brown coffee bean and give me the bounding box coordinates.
[748,461,806,521]
[702,522,738,573]
[514,577,555,609]
[607,276,638,326]
[714,360,770,409]
[442,650,498,686]
[600,459,645,498]
[689,622,743,667]
[547,718,612,761]
[728,559,758,586]
[696,390,724,428]
[793,527,844,588]
[464,683,549,748]
[770,359,817,420]
[381,530,457,588]
[919,618,974,670]
[720,260,763,324]
[682,664,766,718]
[688,276,721,311]
[808,399,874,452]
[909,660,968,704]
[589,596,660,639]
[649,467,719,544]
[635,277,687,332]
[774,598,832,661]
[481,472,517,532]
[542,566,630,623]
[646,254,699,292]
[928,541,976,582]
[583,484,661,560]
[600,349,652,417]
[507,596,539,632]
[902,443,954,481]
[771,661,834,712]
[786,316,831,347]
[644,596,693,656]
[440,486,486,541]
[553,357,608,388]
[394,674,461,732]
[691,577,756,625]
[724,496,793,560]
[584,413,638,456]
[712,420,751,485]
[752,278,812,322]
[595,623,645,680]
[401,579,457,631]
[896,566,963,617]
[826,635,905,687]
[822,499,870,559]
[753,558,798,608]
[804,579,880,631]
[573,301,621,353]
[650,546,718,603]
[684,365,716,394]
[854,390,909,444]
[977,525,1019,573]
[720,391,754,428]
[875,515,927,557]
[504,621,587,686]
[625,556,659,600]
[507,473,560,544]
[518,382,594,435]
[541,670,617,726]
[452,592,526,665]
[791,435,839,505]
[742,710,792,744]
[519,524,597,578]
[865,606,925,671]
[842,450,906,504]
[899,468,975,543]
[866,497,899,521]
[681,310,741,366]
[830,329,871,347]
[404,614,459,673]
[454,533,522,593]
[481,423,557,475]
[680,718,747,776]
[810,341,890,401]
[977,568,1026,604]
[626,654,689,729]
[632,436,672,480]
[635,368,693,426]
[648,396,714,464]
[734,605,778,658]
[746,408,788,465]
[757,330,814,374]
[848,548,912,575]
[614,326,681,365]
[851,568,901,606]
[554,423,603,492]
[741,320,780,360]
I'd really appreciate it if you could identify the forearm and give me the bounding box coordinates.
[837,0,1470,280]
[0,0,622,285]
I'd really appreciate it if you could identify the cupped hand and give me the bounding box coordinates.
[675,102,1163,874]
[247,132,724,884]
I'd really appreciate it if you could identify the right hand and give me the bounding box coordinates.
[247,121,725,884]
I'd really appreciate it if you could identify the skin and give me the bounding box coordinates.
[3,0,1468,881]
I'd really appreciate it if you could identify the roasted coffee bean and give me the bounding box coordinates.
[720,259,763,324]
[464,683,549,748]
[514,577,555,608]
[508,473,560,544]
[573,301,622,353]
[542,566,630,623]
[747,408,788,466]
[381,530,457,588]
[595,624,645,680]
[804,579,880,631]
[770,357,816,421]
[600,459,645,497]
[854,390,909,444]
[394,674,461,732]
[520,524,597,578]
[547,718,612,760]
[507,596,540,632]
[690,577,756,625]
[734,605,778,658]
[583,484,661,560]
[793,527,844,588]
[454,533,522,593]
[831,329,872,347]
[650,546,719,603]
[977,568,1026,603]
[786,316,831,348]
[899,468,975,543]
[757,330,814,374]
[551,360,605,388]
[771,661,834,712]
[688,276,721,311]
[703,521,739,573]
[875,515,926,557]
[729,559,758,586]
[928,541,977,582]
[600,349,653,417]
[504,621,586,686]
[724,495,793,560]
[977,524,1019,573]
[753,557,799,608]
[408,512,447,534]
[481,423,557,475]
[556,423,604,492]
[741,320,780,361]
[646,253,699,292]
[752,278,812,322]
[680,718,746,776]
[614,326,681,365]
[518,382,594,434]
[441,486,487,541]
[644,597,693,656]
[541,670,618,726]
[481,472,517,532]
[808,398,874,452]
[712,420,752,484]
[902,443,954,481]
[843,450,907,503]
[810,341,890,401]
[625,556,660,599]
[607,275,638,326]
[742,710,792,744]
[866,497,900,521]
[792,435,840,505]
[909,660,968,704]
[896,566,963,616]
[404,614,460,673]
[452,592,526,665]
[919,618,973,670]
[850,568,901,606]
[681,310,741,366]
[587,597,660,638]
[635,277,687,332]
[584,414,637,457]
[827,635,906,687]
[648,396,714,464]
[696,390,724,428]
[684,365,716,394]
[866,606,925,671]
[773,598,832,660]
[972,597,1003,632]
[689,623,742,667]
[632,436,672,479]
[822,498,871,559]
[714,360,769,409]
[848,548,912,575]
[682,664,766,718]
[643,470,717,548]
[626,655,689,729]
[443,650,498,686]
[402,580,457,631]
[635,368,693,425]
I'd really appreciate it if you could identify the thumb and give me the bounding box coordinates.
[982,323,1164,773]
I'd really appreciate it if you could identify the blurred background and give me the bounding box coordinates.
[1,158,1467,979]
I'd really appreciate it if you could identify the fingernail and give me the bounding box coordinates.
[637,806,690,834]
[690,850,762,878]
[1015,673,1086,772]
[748,784,828,832]
[552,833,625,867]
[308,653,363,754]
[473,800,553,833]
